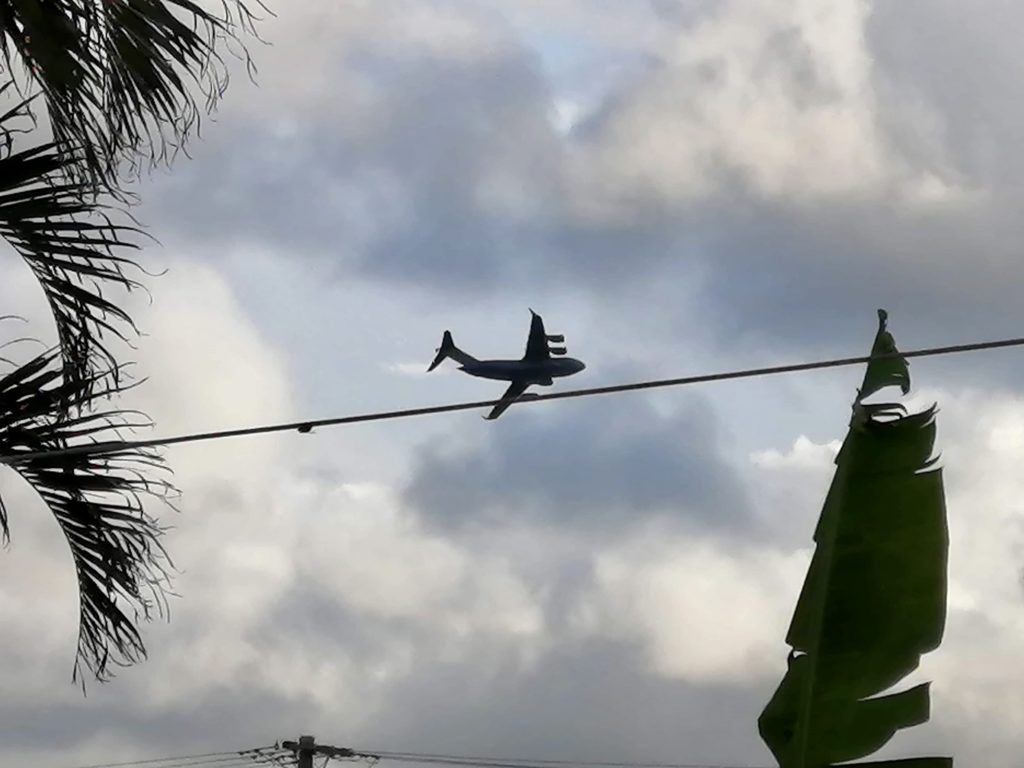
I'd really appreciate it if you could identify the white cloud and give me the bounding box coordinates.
[234,0,521,116]
[576,530,808,683]
[121,257,295,485]
[0,252,299,690]
[751,434,841,470]
[569,0,967,217]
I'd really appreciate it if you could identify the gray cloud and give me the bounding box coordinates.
[9,5,1024,768]
[0,686,306,758]
[354,637,776,767]
[869,0,1024,188]
[133,0,1024,392]
[244,571,783,767]
[143,31,564,291]
[403,395,752,536]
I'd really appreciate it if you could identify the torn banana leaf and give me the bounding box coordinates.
[759,312,950,768]
[857,309,910,402]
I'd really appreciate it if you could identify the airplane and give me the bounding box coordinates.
[427,310,586,420]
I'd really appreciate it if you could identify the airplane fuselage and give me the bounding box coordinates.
[426,311,584,419]
[459,357,585,384]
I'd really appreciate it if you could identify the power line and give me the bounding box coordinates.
[3,334,1023,466]
[360,752,765,768]
[60,748,290,768]
[62,757,292,768]
[286,739,768,768]
[72,761,284,768]
[62,756,288,768]
[140,760,282,768]
[365,751,759,768]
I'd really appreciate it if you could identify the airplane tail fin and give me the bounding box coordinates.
[427,331,455,371]
[427,331,477,371]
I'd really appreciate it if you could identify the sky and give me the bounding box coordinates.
[3,0,1024,765]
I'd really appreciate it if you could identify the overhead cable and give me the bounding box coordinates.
[366,751,756,768]
[351,750,765,768]
[60,747,290,768]
[4,334,1024,466]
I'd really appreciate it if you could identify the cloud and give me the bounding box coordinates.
[353,636,781,768]
[9,4,1024,767]
[130,0,1024,382]
[403,394,752,536]
[568,0,963,217]
[0,253,305,757]
[7,313,1024,767]
[747,435,841,547]
[143,1,564,292]
[575,535,807,683]
[100,0,1024,429]
[868,0,1024,190]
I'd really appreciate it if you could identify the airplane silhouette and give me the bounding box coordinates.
[427,310,586,420]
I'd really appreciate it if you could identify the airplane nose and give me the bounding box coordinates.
[574,359,586,373]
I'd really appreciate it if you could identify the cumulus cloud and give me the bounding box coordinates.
[8,3,1024,768]
[143,0,564,291]
[575,534,807,683]
[747,435,841,546]
[0,254,301,758]
[131,0,1024,379]
[7,306,1024,767]
[569,0,964,216]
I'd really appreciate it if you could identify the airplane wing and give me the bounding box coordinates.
[484,380,530,420]
[524,310,550,361]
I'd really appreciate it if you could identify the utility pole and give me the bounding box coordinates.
[281,736,366,768]
[296,736,315,768]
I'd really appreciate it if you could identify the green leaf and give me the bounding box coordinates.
[858,309,910,401]
[758,324,950,766]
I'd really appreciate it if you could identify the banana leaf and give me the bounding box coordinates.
[758,313,950,768]
[857,309,910,402]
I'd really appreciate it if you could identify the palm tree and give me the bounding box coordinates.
[0,0,263,683]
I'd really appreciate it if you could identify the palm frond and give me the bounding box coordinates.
[0,0,266,188]
[0,85,145,396]
[0,344,175,684]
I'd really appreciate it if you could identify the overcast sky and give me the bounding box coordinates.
[3,1,1024,766]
